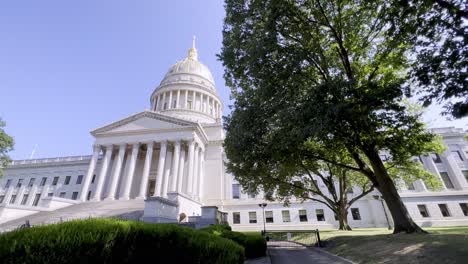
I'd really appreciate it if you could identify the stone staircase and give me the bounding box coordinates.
[0,199,145,233]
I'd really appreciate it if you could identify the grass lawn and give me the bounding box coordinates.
[321,226,468,264]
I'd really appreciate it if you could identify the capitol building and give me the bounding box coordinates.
[1,44,468,231]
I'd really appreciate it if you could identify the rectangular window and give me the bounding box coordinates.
[232,184,240,199]
[439,172,454,189]
[16,179,24,188]
[316,209,325,221]
[431,153,442,163]
[438,204,451,217]
[265,211,274,223]
[462,171,468,183]
[233,212,241,224]
[351,208,361,220]
[87,191,92,201]
[249,211,257,223]
[91,174,96,184]
[52,177,59,186]
[10,195,17,204]
[59,192,66,198]
[0,195,4,203]
[32,193,41,206]
[460,203,468,216]
[21,194,29,205]
[451,151,464,161]
[417,204,430,218]
[76,175,83,184]
[282,210,291,223]
[40,177,47,186]
[28,178,35,187]
[5,179,11,188]
[72,192,79,200]
[48,193,53,197]
[64,176,71,185]
[299,210,308,222]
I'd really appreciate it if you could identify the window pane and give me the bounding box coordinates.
[265,211,274,223]
[16,179,23,188]
[59,192,66,198]
[28,178,35,187]
[48,193,53,197]
[0,195,4,203]
[32,193,41,206]
[439,172,454,189]
[72,192,79,200]
[10,195,17,204]
[462,171,468,183]
[232,184,240,199]
[249,212,257,223]
[431,153,442,163]
[40,177,47,186]
[351,208,361,220]
[76,175,83,184]
[21,194,29,205]
[233,212,241,224]
[299,210,308,222]
[5,179,11,188]
[282,210,291,223]
[64,176,71,185]
[316,209,325,221]
[52,177,59,186]
[460,203,468,216]
[438,204,451,217]
[417,205,430,217]
[451,151,463,161]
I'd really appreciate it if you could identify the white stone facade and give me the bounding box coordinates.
[1,46,467,230]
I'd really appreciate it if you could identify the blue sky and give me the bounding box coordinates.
[0,1,466,160]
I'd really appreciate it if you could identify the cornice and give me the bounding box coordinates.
[91,110,197,136]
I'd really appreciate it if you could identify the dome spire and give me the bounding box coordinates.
[188,35,198,61]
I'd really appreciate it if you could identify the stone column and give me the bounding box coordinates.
[26,184,38,206]
[177,145,186,193]
[192,145,200,196]
[80,145,101,201]
[162,146,172,197]
[162,92,167,110]
[421,155,446,190]
[154,141,167,197]
[441,151,467,189]
[157,94,161,110]
[137,141,154,199]
[184,90,188,108]
[186,141,195,194]
[168,91,173,109]
[105,144,126,200]
[198,149,205,198]
[121,143,139,200]
[170,140,181,191]
[176,90,180,108]
[15,184,26,205]
[93,145,113,201]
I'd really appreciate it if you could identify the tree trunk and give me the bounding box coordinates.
[337,208,352,231]
[364,148,426,234]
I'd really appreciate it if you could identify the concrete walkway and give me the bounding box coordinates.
[268,242,352,264]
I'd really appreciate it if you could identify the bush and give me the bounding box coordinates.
[200,225,266,259]
[0,219,244,264]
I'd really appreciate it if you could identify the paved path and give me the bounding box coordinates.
[268,242,352,264]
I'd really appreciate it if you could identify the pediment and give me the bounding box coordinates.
[91,111,197,136]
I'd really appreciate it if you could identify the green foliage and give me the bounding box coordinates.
[0,219,244,264]
[220,0,445,233]
[0,118,14,177]
[200,224,266,259]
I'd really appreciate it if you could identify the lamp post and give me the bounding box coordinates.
[373,195,392,230]
[258,203,267,236]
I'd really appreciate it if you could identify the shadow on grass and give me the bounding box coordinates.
[325,232,468,264]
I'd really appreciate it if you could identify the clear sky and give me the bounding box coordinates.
[0,1,466,160]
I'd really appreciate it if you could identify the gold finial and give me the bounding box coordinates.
[188,35,198,60]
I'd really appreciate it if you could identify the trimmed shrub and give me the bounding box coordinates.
[200,225,266,259]
[0,219,244,264]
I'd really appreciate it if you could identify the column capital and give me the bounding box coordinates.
[104,144,114,149]
[131,142,140,148]
[118,143,127,148]
[174,139,181,146]
[92,144,101,152]
[160,140,168,147]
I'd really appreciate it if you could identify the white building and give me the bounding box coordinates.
[1,45,468,231]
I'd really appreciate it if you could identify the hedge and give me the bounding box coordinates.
[0,219,244,264]
[200,225,266,259]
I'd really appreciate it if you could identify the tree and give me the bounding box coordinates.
[221,0,444,233]
[0,118,14,176]
[389,0,467,118]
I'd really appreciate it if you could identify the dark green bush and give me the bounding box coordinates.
[0,219,244,264]
[200,225,266,259]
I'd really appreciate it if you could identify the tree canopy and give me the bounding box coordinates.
[0,118,14,176]
[221,0,446,233]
